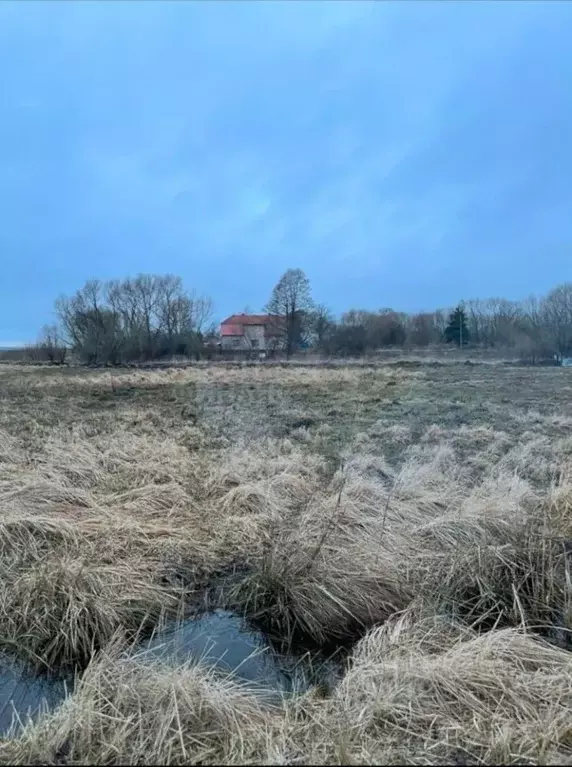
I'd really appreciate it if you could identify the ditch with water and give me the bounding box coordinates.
[0,609,344,736]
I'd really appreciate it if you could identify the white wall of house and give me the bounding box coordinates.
[244,325,266,349]
[221,324,267,350]
[221,335,245,350]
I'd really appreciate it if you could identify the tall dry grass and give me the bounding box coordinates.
[3,615,572,765]
[0,364,571,763]
[0,648,275,765]
[290,613,572,765]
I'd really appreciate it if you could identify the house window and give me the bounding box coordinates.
[231,338,242,348]
[250,339,259,348]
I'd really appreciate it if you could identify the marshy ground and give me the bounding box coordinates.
[0,360,571,764]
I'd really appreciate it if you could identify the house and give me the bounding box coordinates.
[219,314,284,351]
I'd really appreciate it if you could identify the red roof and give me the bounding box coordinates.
[220,324,244,337]
[221,314,275,326]
[220,314,284,338]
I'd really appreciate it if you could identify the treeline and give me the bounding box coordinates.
[34,275,213,364]
[278,270,572,362]
[32,270,572,364]
[314,285,572,361]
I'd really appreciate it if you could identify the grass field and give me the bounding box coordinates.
[0,361,571,765]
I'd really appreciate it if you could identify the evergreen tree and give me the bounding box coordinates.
[444,305,470,346]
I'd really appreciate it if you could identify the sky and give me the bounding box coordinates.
[1,0,572,345]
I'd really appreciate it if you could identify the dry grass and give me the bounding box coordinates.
[0,362,571,764]
[0,648,274,765]
[3,618,572,765]
[290,613,572,765]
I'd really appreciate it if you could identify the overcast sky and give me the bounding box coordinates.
[1,0,571,344]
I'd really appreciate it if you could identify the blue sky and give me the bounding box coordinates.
[1,0,571,344]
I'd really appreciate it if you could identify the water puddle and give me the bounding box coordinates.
[136,609,341,701]
[0,655,71,736]
[0,610,341,735]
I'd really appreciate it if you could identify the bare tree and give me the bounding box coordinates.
[156,275,191,352]
[53,274,214,364]
[189,293,214,334]
[310,304,335,351]
[464,298,524,349]
[265,268,314,357]
[408,312,439,346]
[542,282,572,360]
[338,309,406,350]
[105,279,134,357]
[465,299,488,346]
[37,324,67,364]
[517,295,551,363]
[56,279,116,364]
[130,274,161,359]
